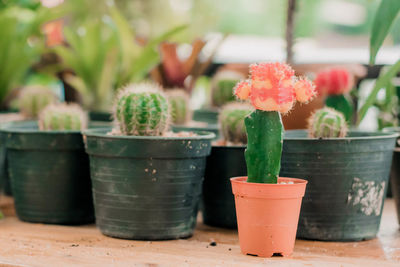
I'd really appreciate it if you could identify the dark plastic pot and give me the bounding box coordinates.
[193,109,219,124]
[202,145,246,228]
[83,128,214,240]
[172,124,220,141]
[280,130,397,241]
[0,128,10,195]
[89,111,113,122]
[3,121,94,224]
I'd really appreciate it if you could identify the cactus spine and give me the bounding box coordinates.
[219,103,253,144]
[166,88,191,125]
[308,107,348,138]
[114,83,170,136]
[39,103,88,131]
[19,85,58,118]
[212,70,244,107]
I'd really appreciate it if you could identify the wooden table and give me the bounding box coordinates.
[0,196,399,266]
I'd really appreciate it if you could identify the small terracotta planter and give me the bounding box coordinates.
[231,176,307,257]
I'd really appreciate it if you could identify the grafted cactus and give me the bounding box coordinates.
[166,88,191,125]
[307,107,348,138]
[114,83,170,136]
[18,85,58,118]
[219,102,253,144]
[39,103,88,131]
[235,62,315,183]
[212,70,244,107]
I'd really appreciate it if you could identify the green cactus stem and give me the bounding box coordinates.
[219,102,253,144]
[39,103,88,131]
[166,89,191,125]
[18,85,58,118]
[245,110,283,184]
[308,107,348,138]
[114,83,170,136]
[325,94,353,123]
[212,70,244,107]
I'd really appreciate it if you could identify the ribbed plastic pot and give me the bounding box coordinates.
[89,111,113,122]
[280,130,397,241]
[83,128,215,240]
[193,109,219,124]
[3,121,94,224]
[172,124,220,141]
[231,177,307,257]
[0,128,9,195]
[203,145,246,228]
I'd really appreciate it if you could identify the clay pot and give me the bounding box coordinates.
[231,176,307,257]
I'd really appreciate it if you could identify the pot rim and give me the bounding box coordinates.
[83,127,216,141]
[231,176,307,186]
[1,120,82,135]
[285,129,398,141]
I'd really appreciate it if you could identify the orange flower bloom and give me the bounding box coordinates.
[234,62,315,113]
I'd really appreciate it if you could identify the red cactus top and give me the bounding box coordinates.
[234,62,315,113]
[314,68,354,96]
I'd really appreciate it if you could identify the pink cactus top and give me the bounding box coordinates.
[315,68,354,96]
[234,62,315,113]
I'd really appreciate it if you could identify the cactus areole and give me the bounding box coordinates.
[235,62,315,183]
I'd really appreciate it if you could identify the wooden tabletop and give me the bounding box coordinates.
[0,196,399,267]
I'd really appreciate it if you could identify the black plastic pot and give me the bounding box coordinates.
[3,121,94,224]
[280,130,397,241]
[172,124,220,141]
[193,109,219,124]
[83,128,214,240]
[89,111,113,122]
[202,145,246,228]
[0,128,9,195]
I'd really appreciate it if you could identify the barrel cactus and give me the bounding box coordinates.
[212,70,245,107]
[166,88,191,125]
[18,85,58,118]
[235,62,315,183]
[308,107,348,138]
[114,83,170,136]
[39,103,88,131]
[219,103,253,144]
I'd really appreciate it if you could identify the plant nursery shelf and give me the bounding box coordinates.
[0,196,399,267]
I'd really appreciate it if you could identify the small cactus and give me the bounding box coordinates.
[307,107,348,138]
[166,88,191,125]
[18,85,58,118]
[219,102,253,144]
[114,83,170,136]
[212,70,244,107]
[39,103,88,131]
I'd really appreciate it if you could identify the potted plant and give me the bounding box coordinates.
[231,62,315,257]
[202,102,252,228]
[83,82,214,240]
[3,103,94,224]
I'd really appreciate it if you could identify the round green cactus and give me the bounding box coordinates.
[18,85,58,118]
[166,88,191,125]
[114,83,170,136]
[212,70,244,107]
[219,102,253,144]
[39,103,88,131]
[308,107,348,138]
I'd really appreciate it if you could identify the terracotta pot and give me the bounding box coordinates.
[231,176,307,257]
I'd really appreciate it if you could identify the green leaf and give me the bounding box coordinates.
[370,0,400,64]
[357,59,400,125]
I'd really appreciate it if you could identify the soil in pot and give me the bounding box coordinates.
[231,176,307,257]
[3,121,94,224]
[280,130,397,241]
[84,128,214,240]
[172,123,220,141]
[202,145,246,228]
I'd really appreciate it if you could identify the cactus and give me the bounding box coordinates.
[307,107,348,138]
[212,70,244,107]
[219,102,253,144]
[18,85,58,118]
[166,88,191,125]
[235,62,315,183]
[114,83,170,136]
[39,103,88,131]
